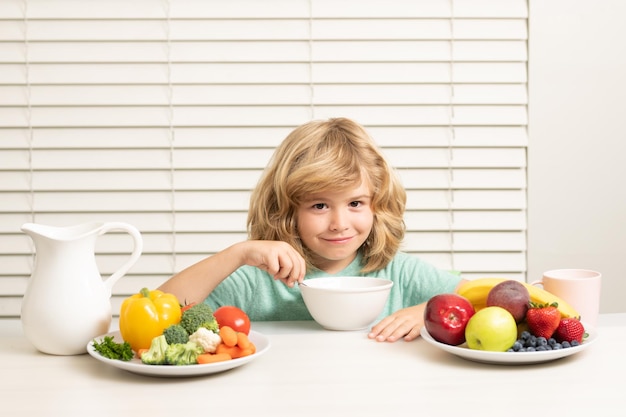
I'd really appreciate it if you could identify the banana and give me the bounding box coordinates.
[455,278,580,319]
[524,281,581,319]
[455,277,501,311]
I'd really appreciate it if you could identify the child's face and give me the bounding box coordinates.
[296,181,374,273]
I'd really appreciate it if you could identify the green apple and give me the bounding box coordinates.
[465,306,517,352]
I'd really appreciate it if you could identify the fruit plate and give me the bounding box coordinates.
[87,330,270,377]
[420,326,597,365]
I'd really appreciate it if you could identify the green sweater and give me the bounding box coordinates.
[206,251,461,322]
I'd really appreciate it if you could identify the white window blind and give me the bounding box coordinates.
[0,0,528,317]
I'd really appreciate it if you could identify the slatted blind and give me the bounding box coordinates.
[0,0,528,317]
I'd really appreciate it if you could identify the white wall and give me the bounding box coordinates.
[528,0,626,313]
[0,0,530,318]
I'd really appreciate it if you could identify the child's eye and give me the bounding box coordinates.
[349,201,362,207]
[312,203,327,210]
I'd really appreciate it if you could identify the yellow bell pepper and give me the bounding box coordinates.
[119,287,182,352]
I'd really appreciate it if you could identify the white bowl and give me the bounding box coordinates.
[300,277,393,331]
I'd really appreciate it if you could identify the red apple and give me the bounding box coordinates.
[424,293,476,345]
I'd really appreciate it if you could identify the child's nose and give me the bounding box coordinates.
[329,210,349,231]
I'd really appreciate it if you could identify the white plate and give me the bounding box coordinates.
[420,326,597,365]
[87,330,270,377]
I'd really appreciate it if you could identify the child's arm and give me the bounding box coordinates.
[157,240,306,305]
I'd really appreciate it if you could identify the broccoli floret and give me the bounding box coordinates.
[163,324,189,344]
[165,341,204,365]
[141,335,169,365]
[200,318,220,334]
[179,303,218,335]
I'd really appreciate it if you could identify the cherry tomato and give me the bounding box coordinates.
[214,306,251,335]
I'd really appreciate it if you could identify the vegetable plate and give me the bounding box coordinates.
[87,330,270,377]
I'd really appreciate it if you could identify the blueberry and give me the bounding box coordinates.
[520,331,531,340]
[561,341,571,349]
[553,343,563,350]
[536,337,548,347]
[536,345,548,351]
[548,338,557,346]
[512,341,523,352]
[526,346,536,352]
[527,336,537,348]
[571,340,580,347]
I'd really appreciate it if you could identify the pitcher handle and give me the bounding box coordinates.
[99,222,143,293]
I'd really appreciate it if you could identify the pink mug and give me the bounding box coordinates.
[531,269,601,328]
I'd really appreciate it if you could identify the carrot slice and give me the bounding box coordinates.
[238,347,254,358]
[216,343,244,358]
[236,331,251,350]
[220,325,238,347]
[197,353,232,364]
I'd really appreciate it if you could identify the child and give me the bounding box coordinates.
[158,117,465,342]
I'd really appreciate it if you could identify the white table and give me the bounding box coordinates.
[1,314,625,417]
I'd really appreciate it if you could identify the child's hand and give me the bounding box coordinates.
[367,304,426,342]
[240,240,306,288]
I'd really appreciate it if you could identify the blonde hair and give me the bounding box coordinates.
[247,118,406,272]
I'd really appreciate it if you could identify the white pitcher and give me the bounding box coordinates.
[20,222,143,355]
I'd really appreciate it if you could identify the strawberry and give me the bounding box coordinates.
[525,302,561,339]
[553,318,585,343]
